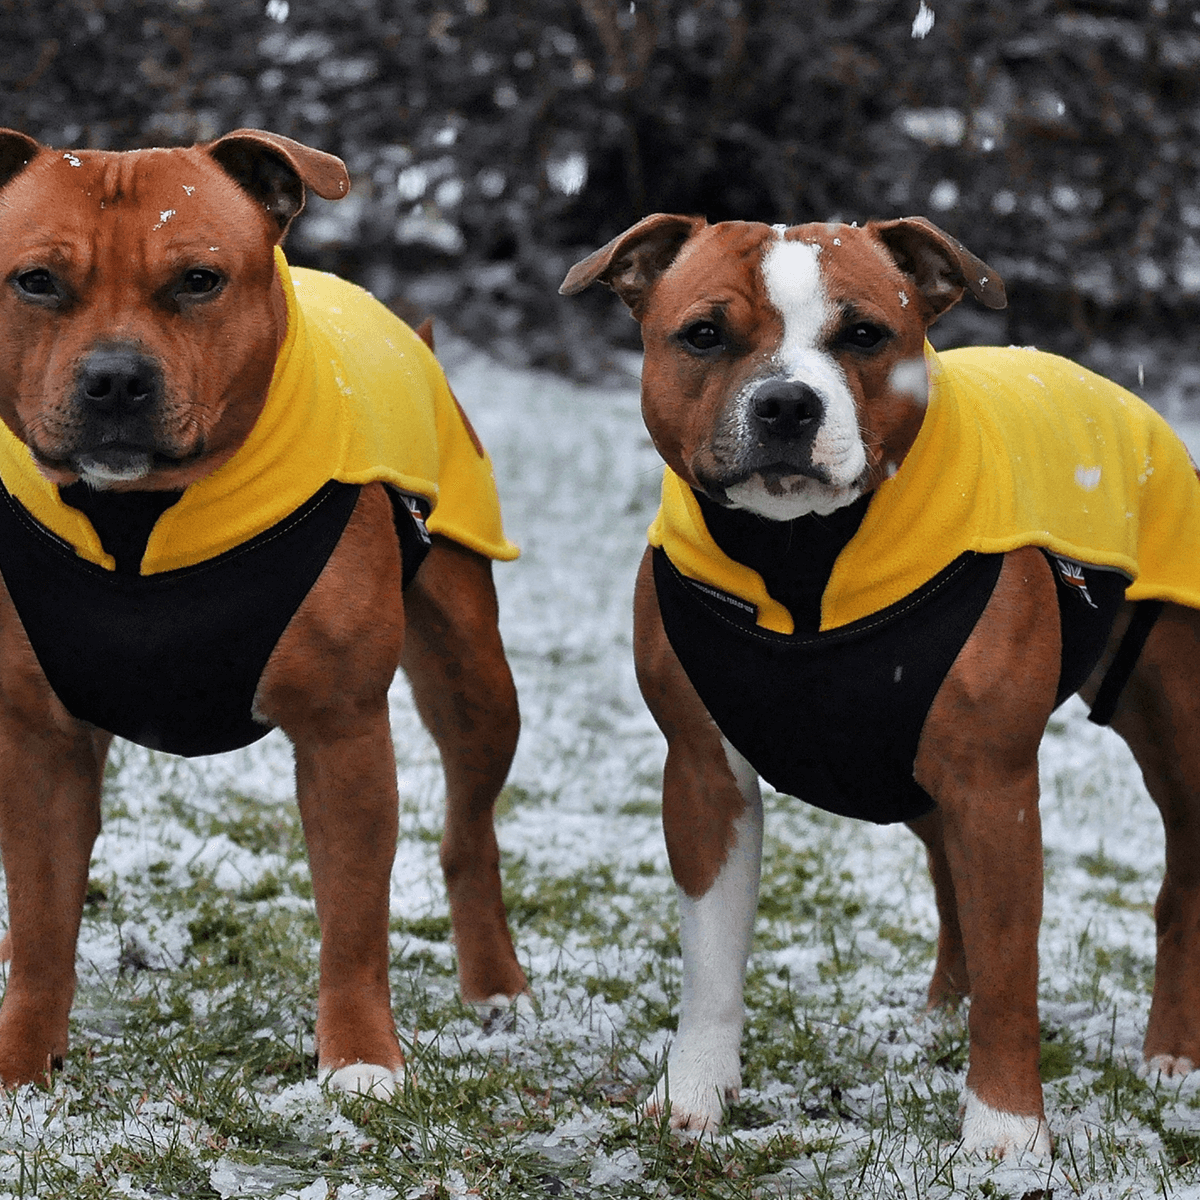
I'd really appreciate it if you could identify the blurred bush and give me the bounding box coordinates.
[1,0,1195,378]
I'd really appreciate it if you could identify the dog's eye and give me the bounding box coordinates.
[14,269,58,298]
[179,268,222,296]
[681,321,724,352]
[834,322,889,352]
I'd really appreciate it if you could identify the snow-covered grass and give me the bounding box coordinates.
[3,337,1200,1198]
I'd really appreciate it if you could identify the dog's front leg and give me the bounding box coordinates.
[290,711,404,1095]
[0,594,108,1087]
[661,740,762,1132]
[915,547,1060,1158]
[257,485,406,1096]
[634,550,762,1132]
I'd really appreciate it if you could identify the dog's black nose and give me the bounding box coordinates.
[751,379,823,438]
[76,347,162,414]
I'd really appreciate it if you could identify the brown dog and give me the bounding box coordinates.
[563,214,1200,1156]
[0,129,529,1094]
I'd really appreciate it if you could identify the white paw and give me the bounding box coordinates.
[319,1061,400,1099]
[960,1087,1050,1158]
[1141,1053,1195,1080]
[643,1038,741,1133]
[471,991,535,1033]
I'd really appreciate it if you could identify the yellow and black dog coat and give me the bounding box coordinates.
[0,251,517,757]
[650,345,1200,823]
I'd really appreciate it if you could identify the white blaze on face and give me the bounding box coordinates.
[724,234,867,519]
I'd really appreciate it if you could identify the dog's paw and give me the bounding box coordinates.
[642,1040,741,1134]
[1141,1053,1195,1080]
[960,1088,1050,1158]
[643,1086,727,1134]
[319,1061,401,1099]
[471,991,535,1034]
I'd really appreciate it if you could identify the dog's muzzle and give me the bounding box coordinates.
[740,377,830,482]
[67,345,168,483]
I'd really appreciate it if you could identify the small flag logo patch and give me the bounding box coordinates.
[1054,557,1097,609]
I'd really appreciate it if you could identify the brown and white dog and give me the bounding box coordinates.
[0,129,528,1093]
[562,213,1200,1157]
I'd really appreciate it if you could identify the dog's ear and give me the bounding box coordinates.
[872,216,1006,318]
[560,214,705,317]
[0,130,42,191]
[207,129,350,235]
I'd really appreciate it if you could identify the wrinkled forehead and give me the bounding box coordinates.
[4,145,225,205]
[646,220,777,315]
[0,146,270,263]
[770,223,911,316]
[651,221,910,332]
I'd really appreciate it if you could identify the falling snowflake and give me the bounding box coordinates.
[911,0,934,38]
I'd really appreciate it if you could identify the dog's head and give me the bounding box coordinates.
[0,129,349,490]
[562,215,1005,519]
